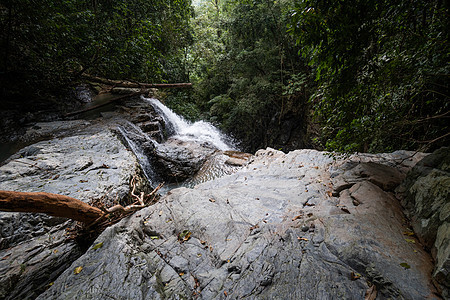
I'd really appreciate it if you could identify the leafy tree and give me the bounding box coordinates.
[189,0,312,152]
[289,0,449,152]
[0,0,193,104]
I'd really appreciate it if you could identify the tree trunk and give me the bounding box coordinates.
[82,74,192,88]
[64,92,140,117]
[0,190,104,224]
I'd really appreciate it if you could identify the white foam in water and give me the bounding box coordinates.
[144,97,188,135]
[143,97,236,151]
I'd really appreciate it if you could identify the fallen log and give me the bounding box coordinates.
[0,190,104,224]
[64,92,140,117]
[0,179,163,225]
[82,74,192,89]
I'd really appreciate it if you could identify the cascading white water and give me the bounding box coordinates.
[143,97,236,151]
[144,97,187,136]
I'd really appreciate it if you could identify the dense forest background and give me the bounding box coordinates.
[1,0,448,153]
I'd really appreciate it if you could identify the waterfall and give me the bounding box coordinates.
[116,97,242,194]
[117,126,159,186]
[144,97,187,136]
[143,97,236,151]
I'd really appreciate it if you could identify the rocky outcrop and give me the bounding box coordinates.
[1,94,446,299]
[38,149,440,299]
[0,130,148,300]
[154,138,218,182]
[118,97,166,143]
[397,147,450,297]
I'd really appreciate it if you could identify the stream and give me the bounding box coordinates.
[0,93,242,194]
[1,93,446,300]
[124,96,240,193]
[145,97,235,151]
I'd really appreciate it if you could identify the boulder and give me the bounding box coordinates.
[398,147,450,297]
[39,149,439,299]
[331,161,406,196]
[154,138,218,182]
[0,130,148,300]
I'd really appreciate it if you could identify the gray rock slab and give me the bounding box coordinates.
[398,147,450,297]
[21,120,92,143]
[39,148,439,299]
[0,130,145,299]
[154,138,218,182]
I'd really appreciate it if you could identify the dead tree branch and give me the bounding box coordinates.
[82,74,192,89]
[0,190,104,224]
[106,178,163,214]
[0,176,164,225]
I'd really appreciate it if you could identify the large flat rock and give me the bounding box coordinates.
[39,149,439,299]
[0,130,146,300]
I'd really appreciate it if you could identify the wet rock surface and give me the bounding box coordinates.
[39,148,441,299]
[398,147,450,297]
[154,138,218,182]
[0,95,244,300]
[0,130,147,300]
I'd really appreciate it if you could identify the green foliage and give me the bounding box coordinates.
[190,0,312,152]
[0,0,193,101]
[289,0,449,153]
[165,90,202,122]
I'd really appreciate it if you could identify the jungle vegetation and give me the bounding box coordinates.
[1,0,448,153]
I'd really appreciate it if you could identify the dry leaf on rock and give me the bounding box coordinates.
[194,277,200,289]
[178,230,192,243]
[249,224,259,231]
[350,271,361,280]
[292,215,303,221]
[340,207,351,214]
[365,284,377,300]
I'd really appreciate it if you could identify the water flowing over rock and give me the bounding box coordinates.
[0,95,247,300]
[38,148,442,299]
[144,97,238,183]
[145,97,235,151]
[1,95,447,299]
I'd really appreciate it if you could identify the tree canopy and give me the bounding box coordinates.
[181,0,312,152]
[288,0,449,152]
[1,0,192,101]
[1,0,448,153]
[171,0,448,153]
